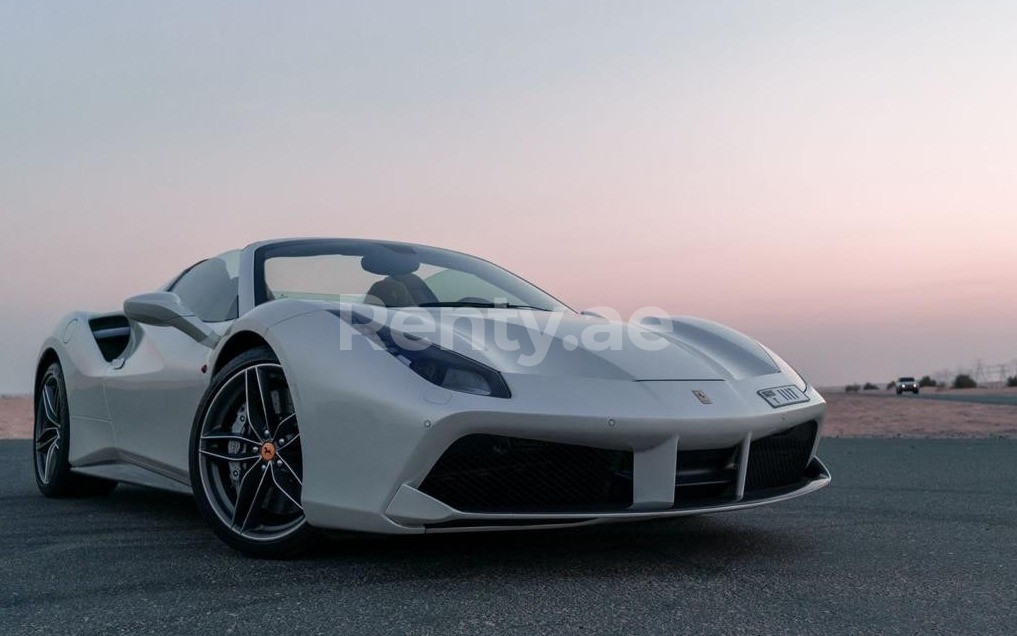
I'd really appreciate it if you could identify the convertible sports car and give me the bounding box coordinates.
[34,238,829,557]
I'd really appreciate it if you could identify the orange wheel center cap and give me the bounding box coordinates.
[260,442,277,462]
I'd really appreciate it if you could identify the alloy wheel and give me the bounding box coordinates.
[197,363,305,542]
[34,375,63,485]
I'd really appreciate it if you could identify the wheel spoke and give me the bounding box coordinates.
[43,442,58,483]
[35,427,59,451]
[275,438,301,470]
[42,382,60,425]
[277,431,299,451]
[275,415,298,443]
[200,430,261,464]
[275,454,302,486]
[269,463,303,510]
[201,432,259,446]
[233,462,269,532]
[199,448,260,464]
[245,368,271,440]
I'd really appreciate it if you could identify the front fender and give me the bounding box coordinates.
[37,312,112,422]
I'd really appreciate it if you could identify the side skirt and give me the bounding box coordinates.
[72,463,193,495]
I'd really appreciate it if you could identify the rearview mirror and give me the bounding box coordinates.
[123,292,220,348]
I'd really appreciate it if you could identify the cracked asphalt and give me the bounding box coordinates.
[2,438,1015,635]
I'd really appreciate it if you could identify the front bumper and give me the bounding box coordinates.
[384,422,830,532]
[268,310,830,535]
[416,457,830,533]
[294,373,830,534]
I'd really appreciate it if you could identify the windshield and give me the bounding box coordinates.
[898,377,915,382]
[254,239,567,311]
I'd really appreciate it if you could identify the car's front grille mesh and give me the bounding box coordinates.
[419,422,818,516]
[744,420,818,493]
[419,435,633,513]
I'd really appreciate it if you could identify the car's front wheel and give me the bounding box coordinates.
[189,347,317,558]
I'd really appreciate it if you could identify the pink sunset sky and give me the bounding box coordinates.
[1,1,1015,392]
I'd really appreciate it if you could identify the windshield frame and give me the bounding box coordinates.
[252,238,573,312]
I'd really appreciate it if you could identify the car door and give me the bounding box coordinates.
[103,251,240,481]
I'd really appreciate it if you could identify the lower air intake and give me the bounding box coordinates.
[419,434,633,513]
[744,420,818,494]
[674,446,740,507]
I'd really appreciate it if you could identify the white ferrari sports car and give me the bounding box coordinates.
[34,238,829,557]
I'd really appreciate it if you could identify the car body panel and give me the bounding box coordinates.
[102,323,218,482]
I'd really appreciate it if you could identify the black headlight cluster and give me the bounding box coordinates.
[330,310,511,398]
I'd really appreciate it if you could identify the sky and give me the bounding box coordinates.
[2,1,1016,393]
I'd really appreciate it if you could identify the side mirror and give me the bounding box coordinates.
[123,292,220,348]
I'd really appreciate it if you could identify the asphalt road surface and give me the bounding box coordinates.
[2,438,1015,635]
[861,391,1017,406]
[915,393,1017,406]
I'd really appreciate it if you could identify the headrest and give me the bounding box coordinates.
[361,245,421,276]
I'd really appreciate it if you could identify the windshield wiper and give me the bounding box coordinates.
[417,301,552,311]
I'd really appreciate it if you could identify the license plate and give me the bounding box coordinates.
[758,385,810,408]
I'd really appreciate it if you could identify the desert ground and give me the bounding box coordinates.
[1,396,31,439]
[4,389,1016,439]
[820,390,1017,438]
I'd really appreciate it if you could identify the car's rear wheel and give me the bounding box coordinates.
[34,362,117,497]
[189,347,317,558]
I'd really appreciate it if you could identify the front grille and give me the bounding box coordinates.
[744,420,817,493]
[674,446,740,507]
[419,435,633,513]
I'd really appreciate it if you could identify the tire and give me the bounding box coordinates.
[189,347,317,558]
[896,389,902,395]
[33,362,117,497]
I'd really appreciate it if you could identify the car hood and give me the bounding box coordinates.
[344,306,777,382]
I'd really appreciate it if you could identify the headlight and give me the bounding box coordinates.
[402,350,508,396]
[333,310,511,398]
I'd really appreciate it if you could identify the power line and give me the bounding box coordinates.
[934,358,1017,387]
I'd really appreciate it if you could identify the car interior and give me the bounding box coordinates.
[361,249,438,307]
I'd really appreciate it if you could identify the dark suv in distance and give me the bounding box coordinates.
[895,377,919,395]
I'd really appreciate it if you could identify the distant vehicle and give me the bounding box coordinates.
[895,377,919,395]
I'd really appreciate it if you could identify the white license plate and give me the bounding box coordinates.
[758,385,810,408]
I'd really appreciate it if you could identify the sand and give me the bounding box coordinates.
[822,392,1017,438]
[3,391,1016,440]
[1,396,32,439]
